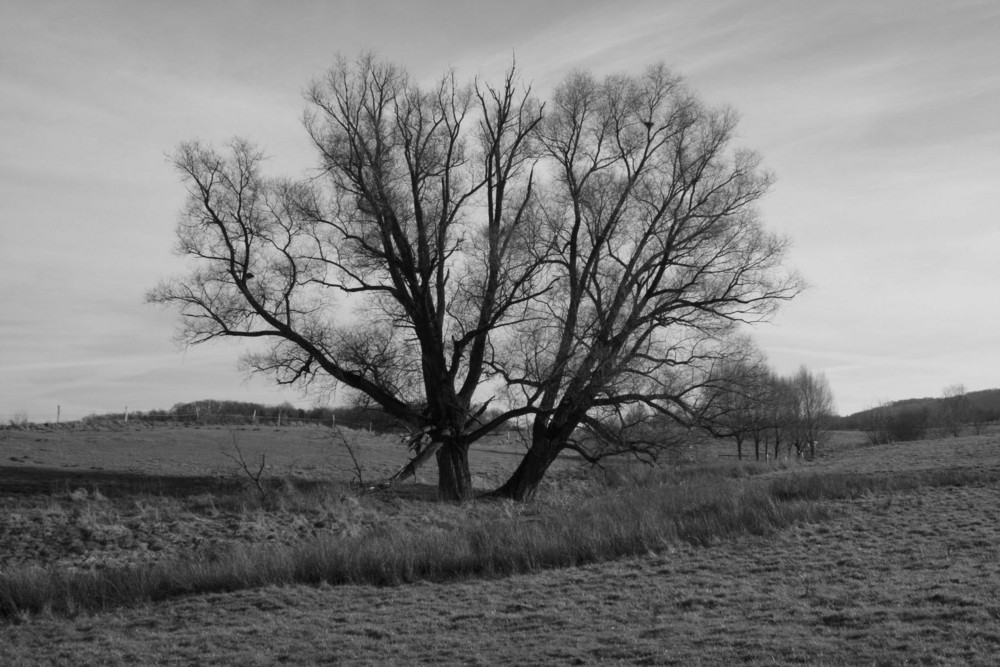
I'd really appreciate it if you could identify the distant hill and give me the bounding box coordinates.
[835,388,1000,431]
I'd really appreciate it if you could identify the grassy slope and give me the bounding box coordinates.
[2,429,1000,664]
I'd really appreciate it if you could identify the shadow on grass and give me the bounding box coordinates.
[372,482,440,502]
[0,465,348,499]
[0,465,238,497]
[0,464,442,504]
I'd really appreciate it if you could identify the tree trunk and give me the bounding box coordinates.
[436,440,473,501]
[491,444,560,502]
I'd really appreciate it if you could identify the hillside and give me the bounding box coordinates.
[836,387,1000,430]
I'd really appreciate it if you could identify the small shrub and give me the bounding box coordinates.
[5,411,30,429]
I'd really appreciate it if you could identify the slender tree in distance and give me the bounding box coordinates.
[700,340,773,460]
[791,365,835,458]
[939,383,970,437]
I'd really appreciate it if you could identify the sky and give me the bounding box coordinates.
[1,0,998,420]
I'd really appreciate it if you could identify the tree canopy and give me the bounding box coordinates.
[149,53,802,501]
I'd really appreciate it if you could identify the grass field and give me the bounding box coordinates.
[2,424,1000,664]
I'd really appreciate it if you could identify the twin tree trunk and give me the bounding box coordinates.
[434,440,557,502]
[432,436,561,502]
[491,445,560,502]
[435,440,473,502]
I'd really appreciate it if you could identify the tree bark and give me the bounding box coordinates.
[491,443,561,502]
[436,440,473,501]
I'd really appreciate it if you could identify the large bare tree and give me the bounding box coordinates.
[151,55,802,502]
[489,66,802,499]
[150,55,545,500]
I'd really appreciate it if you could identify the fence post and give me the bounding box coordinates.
[57,405,61,424]
[331,414,336,428]
[125,405,129,423]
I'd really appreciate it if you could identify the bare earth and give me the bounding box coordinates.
[2,426,1000,665]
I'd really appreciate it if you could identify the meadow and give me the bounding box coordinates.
[1,423,999,665]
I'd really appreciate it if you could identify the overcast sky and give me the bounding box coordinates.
[2,0,998,420]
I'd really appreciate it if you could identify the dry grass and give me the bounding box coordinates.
[0,464,827,618]
[2,427,1000,664]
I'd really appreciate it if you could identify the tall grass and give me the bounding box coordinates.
[769,465,1000,502]
[0,473,815,620]
[4,463,996,621]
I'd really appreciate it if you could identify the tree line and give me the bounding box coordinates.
[149,53,804,501]
[697,343,834,461]
[834,385,1000,444]
[140,400,402,430]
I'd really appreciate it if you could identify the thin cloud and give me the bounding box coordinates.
[2,0,997,417]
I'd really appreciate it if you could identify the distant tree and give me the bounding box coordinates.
[700,342,772,460]
[763,374,799,460]
[790,365,834,459]
[746,393,772,462]
[860,399,893,445]
[938,383,970,437]
[886,407,929,442]
[857,399,929,444]
[969,403,997,436]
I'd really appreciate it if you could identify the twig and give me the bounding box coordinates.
[368,429,441,492]
[378,439,442,489]
[331,424,366,488]
[223,428,268,500]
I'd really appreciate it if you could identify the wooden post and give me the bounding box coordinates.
[125,405,129,423]
[56,405,61,424]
